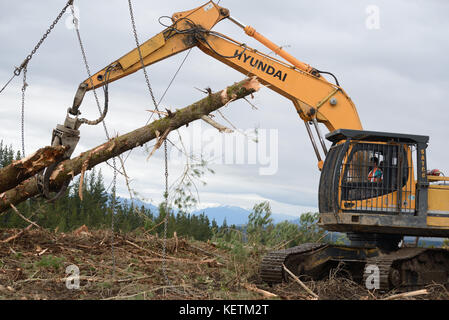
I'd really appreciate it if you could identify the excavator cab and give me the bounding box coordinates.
[318,129,449,240]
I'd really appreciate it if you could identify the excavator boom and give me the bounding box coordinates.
[72,0,362,168]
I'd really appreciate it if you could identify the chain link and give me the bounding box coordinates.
[1,0,74,157]
[127,0,160,114]
[14,0,74,77]
[163,137,169,287]
[69,3,117,277]
[1,0,73,94]
[111,156,117,277]
[20,66,28,157]
[70,5,110,136]
[128,0,173,293]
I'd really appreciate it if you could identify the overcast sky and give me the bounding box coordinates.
[1,0,448,216]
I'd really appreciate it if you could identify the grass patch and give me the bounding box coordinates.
[35,255,65,271]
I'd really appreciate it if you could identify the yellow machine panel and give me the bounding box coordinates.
[427,184,449,227]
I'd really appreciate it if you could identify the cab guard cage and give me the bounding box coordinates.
[318,129,429,217]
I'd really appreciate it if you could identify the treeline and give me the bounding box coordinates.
[0,141,21,167]
[0,141,222,241]
[0,141,326,248]
[0,168,218,241]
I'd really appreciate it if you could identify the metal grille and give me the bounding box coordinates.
[339,142,415,215]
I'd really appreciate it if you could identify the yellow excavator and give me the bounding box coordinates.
[55,1,449,290]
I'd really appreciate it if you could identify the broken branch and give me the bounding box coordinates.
[1,224,33,243]
[9,203,42,230]
[383,289,429,300]
[242,283,278,298]
[146,128,171,160]
[0,145,67,194]
[283,264,319,299]
[200,115,233,133]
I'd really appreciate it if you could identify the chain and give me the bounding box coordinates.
[0,0,74,96]
[27,1,74,61]
[111,156,117,277]
[18,0,74,74]
[128,0,172,292]
[69,4,117,276]
[127,0,160,114]
[70,5,110,138]
[20,66,28,157]
[163,136,169,286]
[1,0,73,158]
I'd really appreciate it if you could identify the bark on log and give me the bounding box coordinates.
[0,77,260,214]
[0,145,67,194]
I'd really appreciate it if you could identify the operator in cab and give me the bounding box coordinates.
[368,156,383,182]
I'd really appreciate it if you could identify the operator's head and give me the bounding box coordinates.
[370,157,379,166]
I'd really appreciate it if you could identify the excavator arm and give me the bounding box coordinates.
[71,1,362,167]
[74,2,229,91]
[196,32,362,132]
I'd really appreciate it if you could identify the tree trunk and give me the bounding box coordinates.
[0,77,260,214]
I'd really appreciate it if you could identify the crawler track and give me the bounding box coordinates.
[260,243,326,284]
[262,243,449,292]
[363,248,449,291]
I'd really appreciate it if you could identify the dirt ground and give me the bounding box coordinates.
[0,228,448,300]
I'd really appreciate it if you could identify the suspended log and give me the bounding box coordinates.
[0,77,261,214]
[0,145,67,194]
